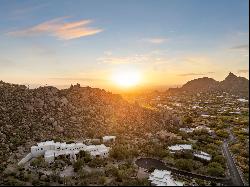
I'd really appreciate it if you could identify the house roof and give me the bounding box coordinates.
[149,169,183,186]
[168,144,192,151]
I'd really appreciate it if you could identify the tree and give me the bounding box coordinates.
[175,159,193,171]
[183,116,193,124]
[182,150,194,159]
[216,130,229,139]
[105,164,119,177]
[213,155,226,166]
[208,162,223,168]
[88,158,106,168]
[110,144,129,160]
[83,152,92,163]
[192,161,203,170]
[116,169,129,182]
[30,156,45,168]
[98,176,106,185]
[207,166,224,177]
[206,162,224,177]
[79,150,87,158]
[196,179,206,186]
[73,159,85,172]
[148,167,156,173]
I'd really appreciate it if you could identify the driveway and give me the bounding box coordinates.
[222,140,244,186]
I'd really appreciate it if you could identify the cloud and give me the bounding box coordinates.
[98,50,172,65]
[183,57,210,65]
[229,44,249,57]
[143,37,167,44]
[98,54,149,64]
[178,73,205,77]
[177,70,217,76]
[230,44,249,51]
[12,3,49,16]
[49,77,106,82]
[0,58,15,67]
[7,17,103,40]
[238,69,249,74]
[236,31,249,36]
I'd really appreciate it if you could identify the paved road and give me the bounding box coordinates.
[222,140,244,186]
[227,127,236,143]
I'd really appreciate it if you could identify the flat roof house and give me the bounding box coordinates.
[149,169,183,186]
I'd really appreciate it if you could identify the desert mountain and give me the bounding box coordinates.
[220,72,249,96]
[181,77,219,91]
[0,81,177,174]
[171,72,249,97]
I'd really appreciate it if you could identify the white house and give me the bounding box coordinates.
[237,98,248,103]
[179,128,194,133]
[19,140,110,165]
[201,114,210,118]
[168,144,192,152]
[148,169,183,186]
[44,150,56,163]
[192,105,203,109]
[102,136,116,143]
[194,151,212,161]
[180,126,213,134]
[89,144,110,157]
[195,126,213,133]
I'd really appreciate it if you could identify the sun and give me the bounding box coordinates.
[111,69,141,88]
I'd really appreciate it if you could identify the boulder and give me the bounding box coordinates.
[61,97,68,106]
[55,126,64,133]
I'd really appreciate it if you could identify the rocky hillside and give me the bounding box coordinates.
[181,77,219,91]
[0,81,175,174]
[172,72,249,97]
[220,72,249,96]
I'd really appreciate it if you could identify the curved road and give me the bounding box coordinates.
[222,128,245,186]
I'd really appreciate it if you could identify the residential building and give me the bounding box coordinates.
[19,140,110,165]
[148,169,183,186]
[194,151,212,161]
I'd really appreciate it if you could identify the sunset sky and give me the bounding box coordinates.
[0,0,249,91]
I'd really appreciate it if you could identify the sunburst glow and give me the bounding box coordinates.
[112,69,141,87]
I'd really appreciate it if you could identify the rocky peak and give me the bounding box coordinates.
[224,72,237,81]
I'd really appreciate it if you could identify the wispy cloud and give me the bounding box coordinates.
[7,17,103,40]
[0,58,15,67]
[230,44,249,51]
[236,31,249,36]
[178,73,205,76]
[238,69,249,74]
[49,77,106,82]
[98,54,149,64]
[12,3,49,16]
[178,71,215,76]
[142,37,167,44]
[183,57,210,65]
[229,44,249,57]
[98,50,171,65]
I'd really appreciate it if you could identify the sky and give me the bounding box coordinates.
[0,0,249,91]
